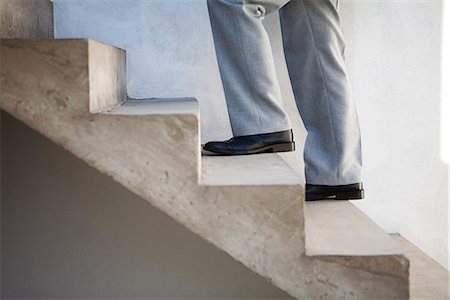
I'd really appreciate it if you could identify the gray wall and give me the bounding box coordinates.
[0,111,293,299]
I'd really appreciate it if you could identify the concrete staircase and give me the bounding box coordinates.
[0,2,409,299]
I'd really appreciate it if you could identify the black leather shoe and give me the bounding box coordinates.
[306,183,364,201]
[203,129,295,155]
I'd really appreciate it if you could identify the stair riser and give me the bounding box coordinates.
[0,0,53,39]
[1,39,126,115]
[303,257,409,299]
[88,41,127,113]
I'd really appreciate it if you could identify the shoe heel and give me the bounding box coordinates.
[335,189,365,200]
[269,142,295,153]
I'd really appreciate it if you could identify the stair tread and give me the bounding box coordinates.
[200,154,302,186]
[305,200,405,256]
[104,98,199,116]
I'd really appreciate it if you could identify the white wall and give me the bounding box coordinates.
[52,0,449,269]
[443,0,450,272]
[339,0,449,270]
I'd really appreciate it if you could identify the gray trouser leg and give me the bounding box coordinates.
[206,0,293,136]
[279,0,362,185]
[206,0,363,185]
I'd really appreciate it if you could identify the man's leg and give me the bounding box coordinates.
[279,0,363,187]
[206,0,292,136]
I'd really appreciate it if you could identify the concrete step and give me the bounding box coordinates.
[0,39,126,114]
[105,98,199,116]
[393,234,449,299]
[0,0,53,39]
[305,200,404,257]
[201,154,301,186]
[201,155,409,298]
[305,201,409,293]
[0,38,409,299]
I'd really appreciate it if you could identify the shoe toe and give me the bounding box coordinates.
[203,141,229,152]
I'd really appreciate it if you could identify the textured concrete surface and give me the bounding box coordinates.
[305,201,410,293]
[305,201,405,256]
[0,0,53,39]
[0,39,125,114]
[88,41,126,113]
[393,234,449,300]
[108,98,200,116]
[201,154,301,186]
[0,39,410,299]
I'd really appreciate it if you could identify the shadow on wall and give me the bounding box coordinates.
[339,0,449,270]
[0,111,293,299]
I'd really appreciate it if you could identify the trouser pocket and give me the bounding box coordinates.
[217,0,291,16]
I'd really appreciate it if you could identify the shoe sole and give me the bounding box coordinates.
[306,189,365,201]
[205,142,295,156]
[262,142,296,153]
